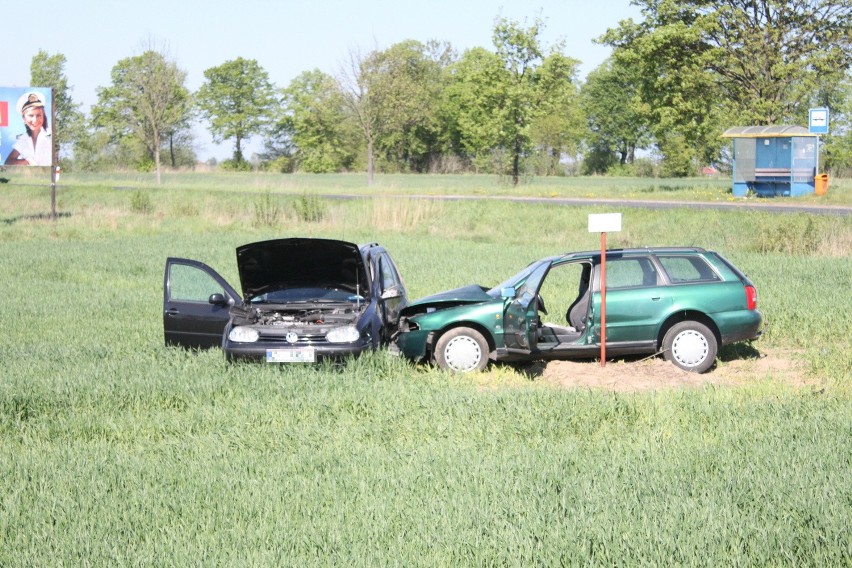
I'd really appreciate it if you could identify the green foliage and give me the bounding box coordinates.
[367,41,449,173]
[291,193,326,222]
[219,157,253,172]
[195,58,276,165]
[446,17,582,185]
[657,132,699,177]
[277,69,358,173]
[751,215,820,255]
[252,191,282,228]
[339,40,452,183]
[263,155,294,173]
[603,158,659,178]
[129,190,153,214]
[90,49,191,184]
[600,0,852,170]
[580,58,652,173]
[29,50,86,154]
[821,73,852,176]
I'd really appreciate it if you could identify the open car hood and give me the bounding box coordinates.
[401,284,491,314]
[236,238,368,299]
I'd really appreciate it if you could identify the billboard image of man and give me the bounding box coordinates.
[1,89,53,166]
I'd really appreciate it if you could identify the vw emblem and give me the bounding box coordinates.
[285,332,299,344]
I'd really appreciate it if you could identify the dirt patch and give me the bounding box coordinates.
[524,348,812,392]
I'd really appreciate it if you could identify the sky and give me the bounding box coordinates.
[1,0,641,161]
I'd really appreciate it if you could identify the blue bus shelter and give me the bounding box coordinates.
[722,126,819,197]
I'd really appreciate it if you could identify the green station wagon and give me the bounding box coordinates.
[395,247,763,373]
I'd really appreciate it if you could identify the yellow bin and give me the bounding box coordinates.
[814,173,829,196]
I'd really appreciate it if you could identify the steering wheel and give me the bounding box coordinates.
[536,294,548,315]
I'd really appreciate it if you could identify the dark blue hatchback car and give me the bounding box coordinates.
[163,238,407,363]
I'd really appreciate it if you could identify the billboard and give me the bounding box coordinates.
[0,87,53,166]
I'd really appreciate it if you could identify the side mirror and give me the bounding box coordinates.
[208,293,229,306]
[381,287,401,300]
[501,286,516,299]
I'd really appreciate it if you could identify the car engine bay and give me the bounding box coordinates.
[230,303,364,327]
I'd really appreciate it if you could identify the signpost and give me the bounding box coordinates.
[588,213,622,367]
[808,107,829,134]
[809,108,829,175]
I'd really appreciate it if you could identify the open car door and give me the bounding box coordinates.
[502,261,550,354]
[163,258,240,349]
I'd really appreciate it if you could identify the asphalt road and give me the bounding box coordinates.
[327,193,851,216]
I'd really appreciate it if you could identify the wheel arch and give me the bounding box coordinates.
[657,310,721,350]
[428,321,496,362]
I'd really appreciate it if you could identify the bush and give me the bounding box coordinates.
[292,193,326,222]
[253,191,282,228]
[264,155,294,173]
[129,190,153,214]
[219,158,253,172]
[752,215,819,255]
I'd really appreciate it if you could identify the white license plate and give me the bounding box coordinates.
[266,348,315,363]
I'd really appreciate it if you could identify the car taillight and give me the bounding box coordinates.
[745,285,757,310]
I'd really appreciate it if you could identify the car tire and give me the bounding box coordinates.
[662,321,717,373]
[434,327,489,372]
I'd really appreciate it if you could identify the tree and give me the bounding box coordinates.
[368,40,452,173]
[338,47,379,184]
[580,58,652,173]
[29,50,85,163]
[601,0,852,174]
[445,17,580,184]
[492,16,549,184]
[818,73,852,176]
[274,69,357,173]
[91,50,190,183]
[338,41,450,184]
[442,47,507,171]
[195,58,275,167]
[528,51,585,175]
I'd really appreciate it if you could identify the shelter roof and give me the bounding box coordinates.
[721,125,818,138]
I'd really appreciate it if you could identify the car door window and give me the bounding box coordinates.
[657,255,720,283]
[515,262,551,308]
[605,257,660,289]
[378,254,399,293]
[169,263,227,302]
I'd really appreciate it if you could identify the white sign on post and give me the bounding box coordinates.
[588,213,622,368]
[588,213,622,233]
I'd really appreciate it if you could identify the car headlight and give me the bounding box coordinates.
[326,325,360,343]
[228,326,259,343]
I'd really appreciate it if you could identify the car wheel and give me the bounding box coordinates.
[434,327,489,372]
[663,321,717,373]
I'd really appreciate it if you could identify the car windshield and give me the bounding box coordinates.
[486,260,548,298]
[249,287,366,304]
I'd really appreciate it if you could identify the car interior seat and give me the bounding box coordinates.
[566,264,591,331]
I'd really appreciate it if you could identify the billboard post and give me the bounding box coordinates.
[50,88,56,220]
[1,87,56,218]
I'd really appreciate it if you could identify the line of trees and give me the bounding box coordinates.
[30,3,852,184]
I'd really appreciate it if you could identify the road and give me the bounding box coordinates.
[325,193,851,216]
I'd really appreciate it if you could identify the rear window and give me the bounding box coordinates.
[657,255,721,283]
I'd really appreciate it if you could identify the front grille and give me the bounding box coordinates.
[259,332,328,344]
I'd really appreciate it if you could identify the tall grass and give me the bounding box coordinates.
[5,169,852,205]
[0,176,850,565]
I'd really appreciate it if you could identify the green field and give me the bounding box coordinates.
[1,174,850,565]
